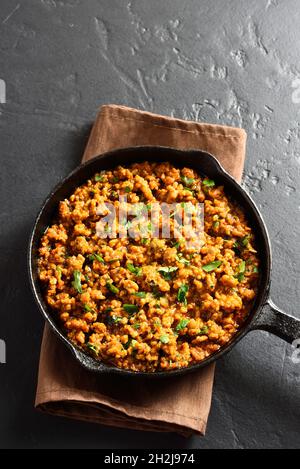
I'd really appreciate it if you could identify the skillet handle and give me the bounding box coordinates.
[251,298,300,344]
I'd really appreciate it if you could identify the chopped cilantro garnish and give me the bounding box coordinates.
[127,263,142,276]
[176,318,190,331]
[177,284,189,305]
[202,179,215,188]
[160,335,169,344]
[202,260,222,272]
[158,266,178,280]
[134,292,146,298]
[72,270,82,294]
[123,304,139,315]
[181,175,195,186]
[106,282,119,295]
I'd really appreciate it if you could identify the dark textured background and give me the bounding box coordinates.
[0,0,299,449]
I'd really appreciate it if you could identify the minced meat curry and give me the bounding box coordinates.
[38,162,259,372]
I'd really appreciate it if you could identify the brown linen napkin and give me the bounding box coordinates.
[35,105,247,436]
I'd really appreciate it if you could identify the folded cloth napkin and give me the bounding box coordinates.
[35,104,247,436]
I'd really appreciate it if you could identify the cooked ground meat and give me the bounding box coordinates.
[38,162,260,372]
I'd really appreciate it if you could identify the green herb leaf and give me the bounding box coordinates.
[123,304,139,315]
[72,270,82,294]
[160,334,169,344]
[112,176,119,183]
[177,284,189,305]
[141,238,149,245]
[152,285,163,299]
[253,266,259,273]
[83,304,92,312]
[181,176,195,186]
[241,235,250,246]
[87,343,98,353]
[104,307,113,313]
[158,266,178,273]
[158,266,178,280]
[56,266,62,280]
[184,187,194,194]
[126,263,142,276]
[134,292,146,298]
[198,325,209,335]
[124,338,132,350]
[106,282,119,295]
[95,174,104,182]
[176,318,190,332]
[133,323,140,330]
[235,260,246,282]
[238,260,246,273]
[107,315,122,326]
[213,221,220,228]
[124,186,132,193]
[202,179,215,188]
[233,236,251,254]
[232,241,241,255]
[88,253,105,263]
[175,254,190,266]
[202,260,222,272]
[124,338,138,350]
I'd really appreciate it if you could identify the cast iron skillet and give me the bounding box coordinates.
[28,146,300,378]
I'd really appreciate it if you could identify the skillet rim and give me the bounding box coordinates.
[28,145,271,378]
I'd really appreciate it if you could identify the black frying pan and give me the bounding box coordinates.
[28,146,300,378]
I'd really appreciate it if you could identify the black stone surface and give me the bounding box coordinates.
[0,0,299,449]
